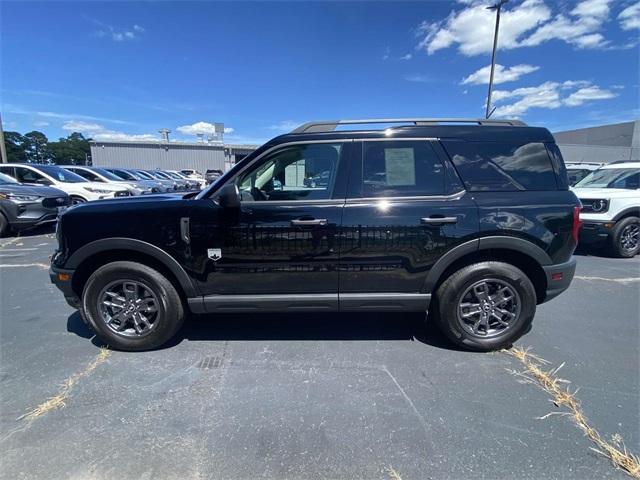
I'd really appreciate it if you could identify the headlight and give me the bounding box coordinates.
[581,198,609,213]
[0,192,41,202]
[83,187,114,194]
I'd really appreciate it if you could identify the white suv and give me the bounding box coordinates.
[572,161,640,257]
[0,164,129,204]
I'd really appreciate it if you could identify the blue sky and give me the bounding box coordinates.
[2,0,639,145]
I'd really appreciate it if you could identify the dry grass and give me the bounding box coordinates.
[386,465,402,480]
[19,347,111,421]
[505,346,640,479]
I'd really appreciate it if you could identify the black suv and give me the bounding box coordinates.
[51,118,579,352]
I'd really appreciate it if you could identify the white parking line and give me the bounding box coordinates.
[0,248,38,252]
[0,263,49,269]
[0,236,21,248]
[574,275,640,283]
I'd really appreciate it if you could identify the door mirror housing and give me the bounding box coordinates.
[36,178,52,186]
[217,183,241,208]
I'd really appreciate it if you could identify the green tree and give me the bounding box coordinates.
[23,131,50,163]
[3,131,28,163]
[48,132,91,165]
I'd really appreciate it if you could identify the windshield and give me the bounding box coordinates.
[165,172,183,179]
[575,168,640,189]
[153,171,172,180]
[93,168,125,181]
[0,172,19,185]
[108,169,138,181]
[35,165,88,183]
[135,170,155,180]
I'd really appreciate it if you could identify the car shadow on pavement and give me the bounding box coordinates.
[66,311,463,352]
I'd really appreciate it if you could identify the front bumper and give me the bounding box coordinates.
[542,256,577,303]
[49,264,80,309]
[579,221,614,247]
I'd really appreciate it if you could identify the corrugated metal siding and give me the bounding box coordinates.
[90,142,256,173]
[558,144,636,163]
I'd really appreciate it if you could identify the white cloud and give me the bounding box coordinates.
[33,121,50,127]
[62,120,157,142]
[417,0,552,56]
[400,53,413,60]
[382,46,390,60]
[176,121,233,136]
[417,0,622,56]
[91,17,145,42]
[563,85,617,106]
[461,64,540,85]
[268,121,300,131]
[491,80,617,116]
[619,1,640,29]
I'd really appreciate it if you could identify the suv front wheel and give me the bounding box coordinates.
[610,216,639,258]
[432,261,536,351]
[82,261,185,351]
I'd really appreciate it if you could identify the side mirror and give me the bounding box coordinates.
[217,183,241,208]
[36,178,52,186]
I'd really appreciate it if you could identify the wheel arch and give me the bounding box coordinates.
[67,238,198,299]
[423,237,550,304]
[613,207,640,222]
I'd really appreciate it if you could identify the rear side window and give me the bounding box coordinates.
[442,141,558,191]
[361,140,445,197]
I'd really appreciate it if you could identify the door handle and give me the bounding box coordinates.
[291,218,328,226]
[421,216,458,225]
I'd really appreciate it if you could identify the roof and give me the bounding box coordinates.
[601,161,640,169]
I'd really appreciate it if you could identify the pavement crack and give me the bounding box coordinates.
[18,347,111,422]
[503,346,640,479]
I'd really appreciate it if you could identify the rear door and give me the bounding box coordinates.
[338,138,478,307]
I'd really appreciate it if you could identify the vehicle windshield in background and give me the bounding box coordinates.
[135,170,155,180]
[164,172,183,180]
[93,168,126,181]
[151,171,171,179]
[35,165,88,183]
[567,168,593,186]
[575,168,640,189]
[0,173,20,185]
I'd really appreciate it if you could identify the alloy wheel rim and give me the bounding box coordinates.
[98,280,160,338]
[456,278,521,338]
[620,224,639,252]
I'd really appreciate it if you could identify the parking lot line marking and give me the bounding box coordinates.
[574,276,640,283]
[0,248,38,252]
[382,365,432,439]
[0,236,21,248]
[18,347,111,422]
[0,263,49,270]
[504,346,640,479]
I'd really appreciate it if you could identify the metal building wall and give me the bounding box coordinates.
[90,141,228,173]
[554,120,639,163]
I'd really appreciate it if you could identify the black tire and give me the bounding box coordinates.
[431,261,536,352]
[609,216,639,258]
[0,212,9,238]
[70,196,87,205]
[82,261,185,351]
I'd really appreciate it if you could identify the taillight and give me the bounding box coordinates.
[572,206,582,244]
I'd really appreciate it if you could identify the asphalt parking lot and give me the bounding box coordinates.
[0,229,638,480]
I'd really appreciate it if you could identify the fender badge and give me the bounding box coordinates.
[207,248,222,261]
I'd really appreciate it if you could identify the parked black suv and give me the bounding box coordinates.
[51,118,579,351]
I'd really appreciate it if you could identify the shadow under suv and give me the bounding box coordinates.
[50,118,580,352]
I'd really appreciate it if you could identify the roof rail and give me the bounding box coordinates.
[291,118,527,133]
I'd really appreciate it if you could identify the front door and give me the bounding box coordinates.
[338,139,478,303]
[190,141,351,299]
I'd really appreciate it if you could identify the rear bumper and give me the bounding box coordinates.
[541,256,577,303]
[49,264,80,309]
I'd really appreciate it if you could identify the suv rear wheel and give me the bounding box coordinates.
[82,261,185,351]
[610,216,639,258]
[432,261,536,351]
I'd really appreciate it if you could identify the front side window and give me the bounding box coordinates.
[34,165,87,183]
[71,168,103,182]
[360,140,445,197]
[238,143,342,201]
[15,167,48,184]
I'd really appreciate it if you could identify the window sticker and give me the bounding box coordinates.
[384,148,415,186]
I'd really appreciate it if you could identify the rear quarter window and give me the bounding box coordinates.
[442,140,558,191]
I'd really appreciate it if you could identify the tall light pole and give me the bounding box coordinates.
[485,0,509,119]
[0,113,7,163]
